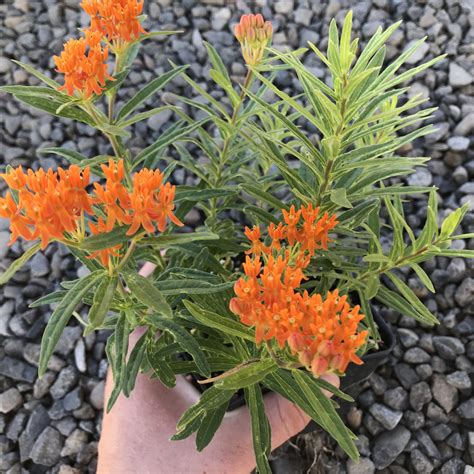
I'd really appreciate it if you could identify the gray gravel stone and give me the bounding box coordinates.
[410,381,432,411]
[404,347,431,364]
[369,403,403,430]
[18,404,50,462]
[384,387,409,411]
[0,388,22,414]
[61,428,88,457]
[447,136,470,152]
[410,448,433,473]
[449,63,473,87]
[455,278,474,308]
[433,336,465,360]
[416,429,441,459]
[446,370,471,390]
[89,381,105,410]
[457,399,474,421]
[432,374,458,413]
[50,366,78,400]
[372,425,411,469]
[346,457,375,474]
[30,427,62,467]
[397,328,419,348]
[0,357,36,383]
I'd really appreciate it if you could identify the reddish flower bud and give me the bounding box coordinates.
[234,14,273,66]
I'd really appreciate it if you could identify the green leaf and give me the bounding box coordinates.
[39,147,88,163]
[184,300,255,342]
[135,118,209,165]
[0,242,41,286]
[123,331,147,396]
[436,249,474,258]
[292,370,359,461]
[155,279,234,296]
[85,275,118,334]
[21,93,94,124]
[174,187,236,202]
[363,254,391,263]
[39,271,102,376]
[240,183,288,212]
[385,272,438,325]
[116,65,187,121]
[11,60,61,89]
[330,188,353,208]
[365,274,380,299]
[195,402,229,452]
[440,205,468,239]
[411,263,435,293]
[215,359,277,390]
[149,313,211,377]
[106,312,130,411]
[122,272,172,318]
[245,385,272,474]
[118,106,174,127]
[29,290,68,308]
[147,347,176,388]
[140,231,219,247]
[80,226,130,252]
[176,385,235,433]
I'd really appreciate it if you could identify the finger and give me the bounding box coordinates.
[139,261,157,277]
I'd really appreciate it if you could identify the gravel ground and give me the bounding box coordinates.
[1,0,474,473]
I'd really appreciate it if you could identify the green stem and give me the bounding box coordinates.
[210,68,254,219]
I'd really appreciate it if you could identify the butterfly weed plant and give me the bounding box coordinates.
[1,5,473,472]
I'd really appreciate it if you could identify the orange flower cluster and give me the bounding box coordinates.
[230,205,368,377]
[234,14,273,66]
[54,32,113,98]
[0,160,182,265]
[0,165,93,248]
[54,0,146,98]
[93,159,183,236]
[81,0,146,43]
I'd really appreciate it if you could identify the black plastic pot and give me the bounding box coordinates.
[190,307,396,421]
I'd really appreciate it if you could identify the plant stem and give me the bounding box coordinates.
[210,68,254,219]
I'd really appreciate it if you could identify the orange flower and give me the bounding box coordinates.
[230,204,366,377]
[234,14,273,66]
[81,0,146,44]
[93,160,183,236]
[0,165,93,248]
[54,36,113,98]
[1,160,182,264]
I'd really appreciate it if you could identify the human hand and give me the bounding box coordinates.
[97,262,340,474]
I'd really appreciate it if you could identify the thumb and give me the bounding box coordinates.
[265,372,340,450]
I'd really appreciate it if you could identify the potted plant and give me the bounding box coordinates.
[1,3,473,472]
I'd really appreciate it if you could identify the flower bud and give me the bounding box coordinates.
[234,14,273,66]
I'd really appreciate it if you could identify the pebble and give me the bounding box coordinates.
[449,63,473,87]
[446,370,471,390]
[30,427,63,467]
[384,387,409,411]
[448,136,471,152]
[50,366,79,400]
[433,336,465,360]
[410,448,434,473]
[346,457,375,474]
[409,381,432,411]
[369,403,403,430]
[455,278,474,308]
[432,374,459,413]
[74,339,87,373]
[372,425,411,469]
[404,347,431,364]
[405,40,430,64]
[397,328,419,348]
[18,404,50,462]
[0,389,23,414]
[89,381,105,410]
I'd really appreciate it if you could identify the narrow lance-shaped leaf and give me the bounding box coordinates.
[184,300,255,342]
[195,402,229,452]
[214,359,277,390]
[85,275,119,335]
[149,313,211,377]
[39,271,103,376]
[106,312,130,411]
[0,242,41,286]
[245,385,272,474]
[123,330,147,396]
[116,65,188,121]
[122,271,173,318]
